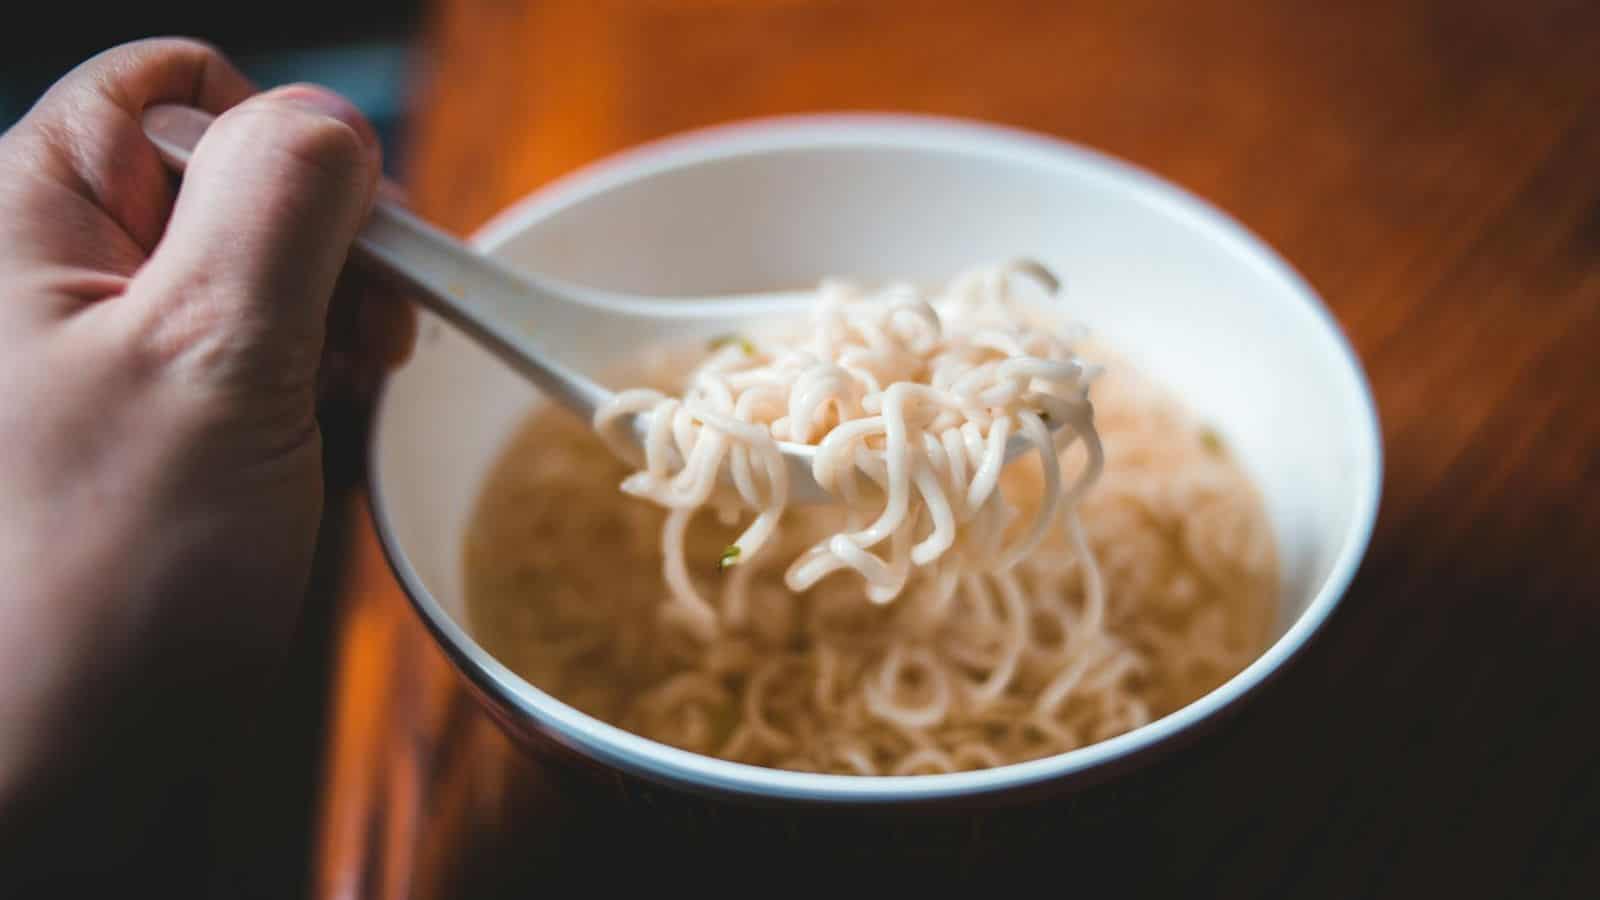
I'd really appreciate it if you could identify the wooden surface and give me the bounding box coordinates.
[315,1,1600,896]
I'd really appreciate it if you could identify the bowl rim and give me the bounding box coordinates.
[369,111,1384,803]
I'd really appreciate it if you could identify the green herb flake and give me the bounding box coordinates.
[718,545,742,570]
[708,334,756,355]
[1199,426,1225,456]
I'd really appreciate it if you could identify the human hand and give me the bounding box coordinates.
[0,37,414,866]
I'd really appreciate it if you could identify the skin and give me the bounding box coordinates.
[0,39,415,886]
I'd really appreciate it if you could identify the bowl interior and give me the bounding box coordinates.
[371,116,1380,800]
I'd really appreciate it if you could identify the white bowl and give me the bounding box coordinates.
[370,113,1382,804]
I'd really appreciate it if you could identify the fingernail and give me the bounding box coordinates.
[268,84,379,151]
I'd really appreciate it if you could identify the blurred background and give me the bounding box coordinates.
[0,2,426,178]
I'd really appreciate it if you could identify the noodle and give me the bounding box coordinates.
[464,261,1277,774]
[593,260,1100,619]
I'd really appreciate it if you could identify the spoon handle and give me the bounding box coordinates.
[139,103,610,417]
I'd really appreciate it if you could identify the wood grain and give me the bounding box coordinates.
[315,1,1600,895]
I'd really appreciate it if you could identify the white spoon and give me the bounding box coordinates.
[141,103,1057,504]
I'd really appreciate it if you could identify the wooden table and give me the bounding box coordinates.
[312,1,1600,895]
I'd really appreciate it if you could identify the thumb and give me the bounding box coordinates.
[131,84,379,384]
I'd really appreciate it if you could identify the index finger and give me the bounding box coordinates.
[6,38,257,251]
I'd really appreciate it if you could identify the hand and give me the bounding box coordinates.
[0,38,414,881]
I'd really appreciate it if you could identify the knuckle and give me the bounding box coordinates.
[127,35,226,62]
[248,103,367,178]
[88,37,228,96]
